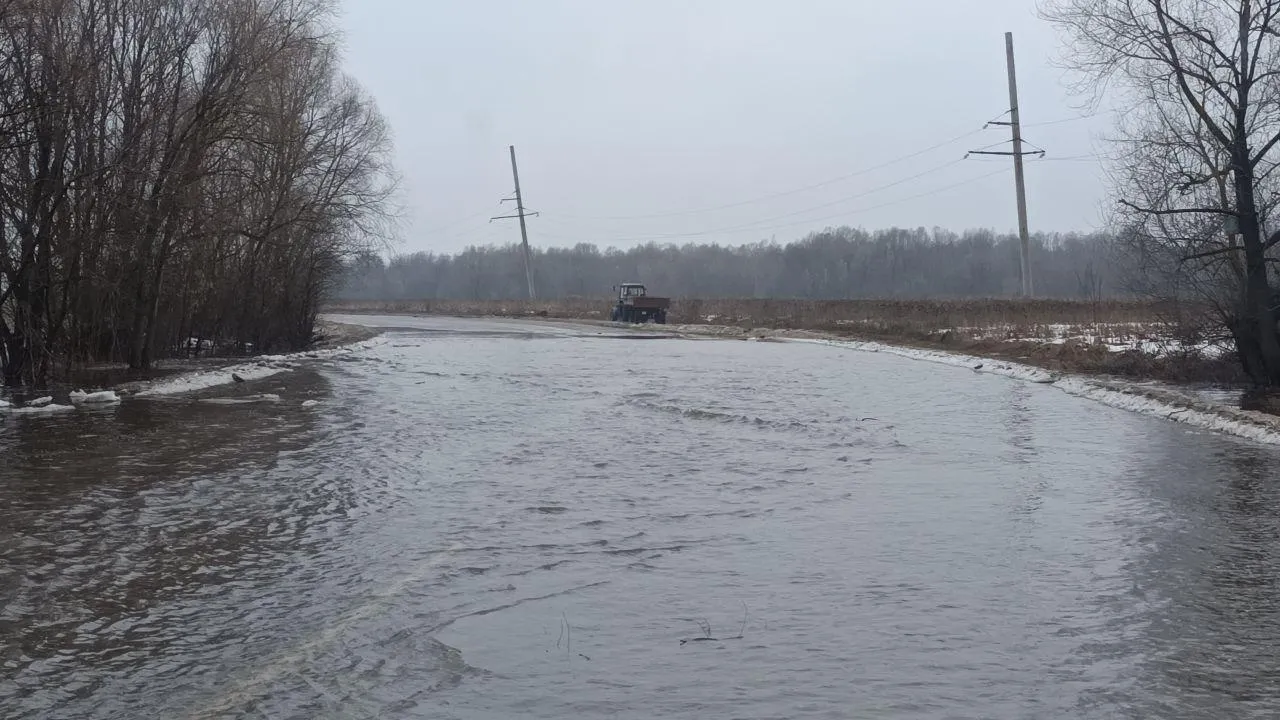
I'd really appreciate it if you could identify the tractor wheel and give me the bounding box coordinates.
[655,310,667,324]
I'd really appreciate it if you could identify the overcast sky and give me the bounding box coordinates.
[337,0,1113,255]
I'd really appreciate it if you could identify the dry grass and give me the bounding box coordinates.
[326,297,1245,385]
[329,297,1167,328]
[332,297,608,320]
[942,336,1245,385]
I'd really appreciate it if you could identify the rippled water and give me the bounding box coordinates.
[3,314,1280,719]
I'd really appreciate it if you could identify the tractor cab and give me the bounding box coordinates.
[617,283,647,299]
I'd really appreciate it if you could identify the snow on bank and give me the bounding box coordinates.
[130,336,386,397]
[2,402,76,415]
[70,390,121,405]
[786,336,1280,445]
[927,322,1233,359]
[279,335,386,362]
[132,362,290,397]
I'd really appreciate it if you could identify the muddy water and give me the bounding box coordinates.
[2,314,1279,719]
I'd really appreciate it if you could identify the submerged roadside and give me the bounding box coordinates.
[0,321,383,414]
[328,298,1242,386]
[328,307,1280,446]
[660,323,1280,445]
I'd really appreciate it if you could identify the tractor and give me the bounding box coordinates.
[610,283,669,324]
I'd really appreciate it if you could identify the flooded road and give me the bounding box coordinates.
[3,314,1280,719]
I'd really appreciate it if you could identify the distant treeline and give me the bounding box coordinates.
[0,1,395,386]
[340,227,1122,301]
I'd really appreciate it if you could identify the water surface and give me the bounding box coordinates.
[2,314,1278,719]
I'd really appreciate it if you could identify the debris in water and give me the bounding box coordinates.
[199,394,282,405]
[679,604,748,646]
[70,390,121,405]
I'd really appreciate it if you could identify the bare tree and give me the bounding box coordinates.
[339,228,1126,303]
[0,0,396,386]
[1042,0,1280,384]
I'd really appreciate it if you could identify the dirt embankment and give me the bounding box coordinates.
[310,319,381,350]
[327,298,1245,387]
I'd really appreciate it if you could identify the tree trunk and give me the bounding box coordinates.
[1231,158,1280,385]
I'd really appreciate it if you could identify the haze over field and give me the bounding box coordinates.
[337,0,1113,254]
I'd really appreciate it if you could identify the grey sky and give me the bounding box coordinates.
[338,0,1111,255]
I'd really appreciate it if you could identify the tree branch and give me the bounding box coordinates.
[1119,198,1238,216]
[1151,0,1235,148]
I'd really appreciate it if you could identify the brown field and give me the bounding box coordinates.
[327,297,1246,385]
[329,297,1168,328]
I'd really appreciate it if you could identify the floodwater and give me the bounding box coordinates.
[3,314,1280,719]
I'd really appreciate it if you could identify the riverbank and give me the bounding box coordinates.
[310,318,382,350]
[122,321,384,397]
[0,321,383,412]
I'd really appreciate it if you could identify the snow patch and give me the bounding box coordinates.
[134,363,289,397]
[131,336,386,397]
[183,338,216,352]
[70,390,121,405]
[257,336,387,363]
[929,322,1232,359]
[3,403,75,415]
[301,399,320,408]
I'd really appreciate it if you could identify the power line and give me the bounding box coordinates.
[546,166,1012,245]
[549,126,988,221]
[418,207,503,236]
[421,116,1099,246]
[546,156,968,237]
[1031,155,1101,162]
[969,139,1015,153]
[1022,112,1103,128]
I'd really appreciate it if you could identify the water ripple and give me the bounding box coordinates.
[3,316,1280,718]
